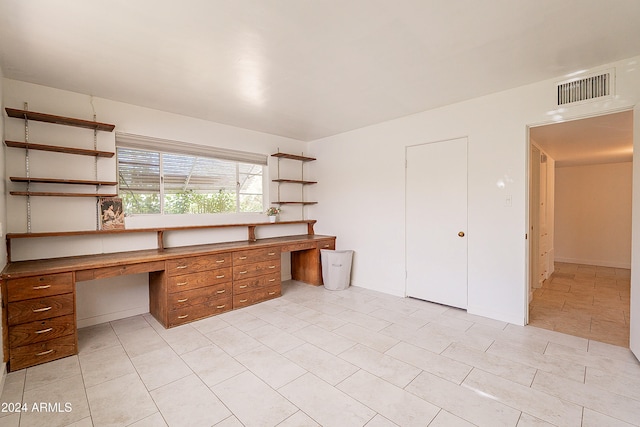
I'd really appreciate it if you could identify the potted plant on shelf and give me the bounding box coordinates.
[266,207,281,223]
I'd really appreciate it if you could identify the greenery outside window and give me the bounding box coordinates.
[117,143,265,215]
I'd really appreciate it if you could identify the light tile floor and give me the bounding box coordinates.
[1,280,639,427]
[529,262,631,347]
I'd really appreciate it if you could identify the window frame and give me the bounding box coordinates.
[116,133,268,217]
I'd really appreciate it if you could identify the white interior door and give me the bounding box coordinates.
[406,137,468,309]
[631,104,640,360]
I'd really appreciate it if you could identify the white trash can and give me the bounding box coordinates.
[321,249,353,291]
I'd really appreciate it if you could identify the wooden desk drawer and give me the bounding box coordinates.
[233,248,280,265]
[167,268,232,293]
[317,239,336,250]
[9,314,75,348]
[233,260,280,280]
[9,334,77,371]
[166,253,231,276]
[233,272,280,295]
[168,282,231,310]
[233,284,281,309]
[8,294,74,326]
[279,241,317,252]
[7,273,73,302]
[168,296,232,327]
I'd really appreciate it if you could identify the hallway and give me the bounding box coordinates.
[529,262,630,347]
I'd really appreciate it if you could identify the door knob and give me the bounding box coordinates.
[458,231,465,237]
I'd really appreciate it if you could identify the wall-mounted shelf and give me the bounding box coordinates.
[271,151,317,208]
[5,105,117,232]
[10,177,118,186]
[272,201,318,205]
[5,108,115,131]
[271,153,316,162]
[5,219,318,262]
[10,192,118,198]
[5,140,114,158]
[272,179,317,185]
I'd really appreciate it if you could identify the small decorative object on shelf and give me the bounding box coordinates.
[99,197,125,230]
[266,207,281,223]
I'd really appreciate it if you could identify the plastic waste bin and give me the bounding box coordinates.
[321,249,353,290]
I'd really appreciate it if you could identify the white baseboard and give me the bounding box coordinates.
[554,257,631,269]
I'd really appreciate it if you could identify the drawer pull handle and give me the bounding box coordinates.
[177,314,189,319]
[216,259,225,263]
[32,306,52,313]
[216,304,226,309]
[32,285,51,290]
[238,256,248,260]
[268,265,276,269]
[239,285,248,289]
[176,282,188,286]
[36,349,54,356]
[35,328,53,334]
[239,271,248,274]
[216,289,226,294]
[216,275,225,279]
[176,265,188,269]
[268,252,276,256]
[268,291,276,295]
[323,245,330,248]
[177,298,188,303]
[239,299,248,303]
[268,278,276,282]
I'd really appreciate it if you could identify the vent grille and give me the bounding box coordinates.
[557,71,613,105]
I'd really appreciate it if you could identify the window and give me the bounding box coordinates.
[116,135,266,215]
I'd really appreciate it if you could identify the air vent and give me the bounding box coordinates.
[556,70,614,105]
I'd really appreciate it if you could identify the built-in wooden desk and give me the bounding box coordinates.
[1,232,335,371]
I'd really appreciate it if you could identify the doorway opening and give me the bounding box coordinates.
[527,110,633,347]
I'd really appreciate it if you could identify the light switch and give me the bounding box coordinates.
[505,195,512,207]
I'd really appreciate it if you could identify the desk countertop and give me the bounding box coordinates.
[2,234,335,279]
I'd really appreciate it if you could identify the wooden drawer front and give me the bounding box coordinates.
[166,253,231,276]
[168,282,232,310]
[9,314,76,348]
[317,239,336,250]
[168,296,232,327]
[235,272,282,295]
[233,260,280,280]
[167,267,232,293]
[8,294,75,326]
[7,273,73,302]
[233,247,280,265]
[280,241,318,252]
[9,334,77,372]
[234,284,281,309]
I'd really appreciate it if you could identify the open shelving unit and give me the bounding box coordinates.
[5,104,117,232]
[271,151,318,209]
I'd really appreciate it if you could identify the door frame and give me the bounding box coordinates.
[525,106,635,326]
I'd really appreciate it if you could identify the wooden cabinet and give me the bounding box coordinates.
[4,273,77,371]
[232,247,281,308]
[150,253,233,328]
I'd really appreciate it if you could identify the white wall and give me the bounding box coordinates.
[555,162,632,268]
[309,56,640,325]
[3,79,309,327]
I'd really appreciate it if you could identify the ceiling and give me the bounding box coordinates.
[1,1,639,142]
[531,110,633,167]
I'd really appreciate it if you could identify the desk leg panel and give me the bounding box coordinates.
[291,248,323,286]
[149,270,168,328]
